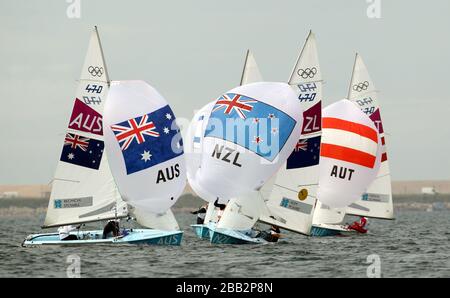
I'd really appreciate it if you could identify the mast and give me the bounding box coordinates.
[347,52,359,99]
[239,49,250,86]
[93,26,111,85]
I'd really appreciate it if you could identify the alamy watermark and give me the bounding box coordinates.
[66,254,81,278]
[366,254,381,278]
[366,0,381,19]
[66,0,81,19]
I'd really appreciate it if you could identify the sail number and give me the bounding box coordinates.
[83,96,102,105]
[85,84,103,94]
[362,106,375,115]
[356,97,376,115]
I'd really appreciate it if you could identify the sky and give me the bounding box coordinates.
[0,0,449,184]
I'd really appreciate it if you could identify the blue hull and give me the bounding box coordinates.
[190,224,210,240]
[209,228,266,245]
[310,226,342,237]
[191,223,216,240]
[22,229,183,246]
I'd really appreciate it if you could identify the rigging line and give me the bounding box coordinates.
[273,183,297,193]
[348,89,380,99]
[297,183,319,187]
[273,183,317,199]
[290,78,324,86]
[76,79,109,83]
[52,178,80,183]
[375,173,390,179]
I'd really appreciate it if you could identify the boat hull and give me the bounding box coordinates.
[310,224,355,237]
[191,222,216,240]
[22,229,183,246]
[209,228,266,244]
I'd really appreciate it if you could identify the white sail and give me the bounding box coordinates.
[346,53,394,219]
[312,201,346,226]
[130,207,180,231]
[317,99,381,208]
[44,27,128,228]
[191,82,303,201]
[214,51,267,231]
[203,202,220,224]
[103,80,186,215]
[240,50,263,85]
[216,191,266,231]
[258,31,321,235]
[185,102,218,202]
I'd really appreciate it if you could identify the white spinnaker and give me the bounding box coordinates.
[44,27,128,228]
[216,50,266,230]
[185,102,218,203]
[312,201,346,226]
[258,31,320,235]
[131,207,180,231]
[103,80,186,215]
[316,99,381,208]
[240,50,263,85]
[195,82,303,200]
[346,54,394,220]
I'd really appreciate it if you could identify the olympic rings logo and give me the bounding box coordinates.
[352,81,369,92]
[88,66,104,77]
[297,67,317,79]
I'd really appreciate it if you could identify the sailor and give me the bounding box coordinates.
[102,219,120,239]
[58,225,79,241]
[256,225,281,242]
[348,216,368,233]
[191,203,208,224]
[214,198,227,221]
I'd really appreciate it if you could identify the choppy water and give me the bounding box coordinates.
[0,210,449,278]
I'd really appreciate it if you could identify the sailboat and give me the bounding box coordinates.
[310,53,393,236]
[257,30,321,237]
[23,27,183,246]
[209,31,323,244]
[188,50,264,240]
[206,80,306,243]
[345,53,394,220]
[310,99,382,236]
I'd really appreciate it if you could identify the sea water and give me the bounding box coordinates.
[0,210,449,278]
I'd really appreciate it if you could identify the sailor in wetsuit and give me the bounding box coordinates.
[102,220,120,239]
[214,198,227,221]
[256,225,281,242]
[58,225,79,241]
[191,203,208,224]
[347,216,368,233]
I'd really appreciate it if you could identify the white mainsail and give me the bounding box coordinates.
[240,50,263,85]
[258,31,320,235]
[346,53,394,219]
[43,27,128,228]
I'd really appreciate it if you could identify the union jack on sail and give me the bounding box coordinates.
[111,114,160,151]
[212,94,257,119]
[64,133,89,152]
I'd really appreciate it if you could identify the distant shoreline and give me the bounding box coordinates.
[1,194,449,215]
